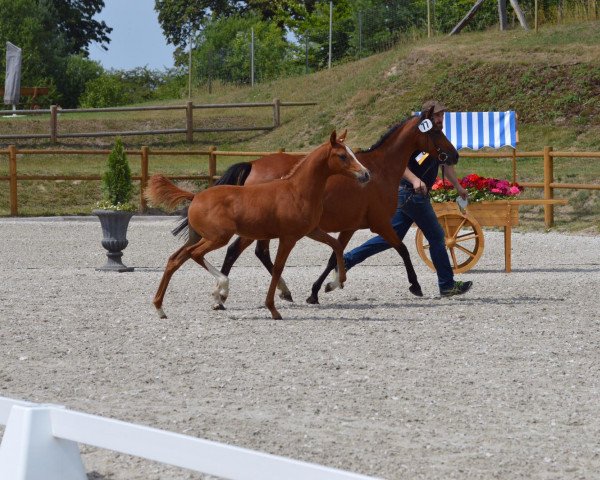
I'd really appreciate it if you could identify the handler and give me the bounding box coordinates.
[343,100,473,297]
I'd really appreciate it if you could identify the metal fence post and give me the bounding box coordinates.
[208,146,217,186]
[543,146,554,228]
[186,101,194,144]
[273,98,281,128]
[8,145,18,216]
[140,146,149,212]
[50,105,58,144]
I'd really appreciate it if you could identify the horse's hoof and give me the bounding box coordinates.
[306,295,319,304]
[212,303,226,311]
[219,294,228,303]
[279,291,294,302]
[270,311,283,320]
[156,307,167,319]
[410,285,424,297]
[324,282,334,293]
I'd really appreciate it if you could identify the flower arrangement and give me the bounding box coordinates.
[430,173,524,203]
[95,137,137,212]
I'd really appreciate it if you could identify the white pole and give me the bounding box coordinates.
[328,1,333,69]
[251,27,255,86]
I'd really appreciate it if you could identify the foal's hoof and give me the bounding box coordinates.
[306,294,319,305]
[155,307,167,319]
[279,291,294,302]
[409,285,424,297]
[212,303,226,311]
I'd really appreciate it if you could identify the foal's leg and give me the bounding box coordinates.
[221,237,293,302]
[217,236,254,307]
[254,240,293,302]
[265,238,297,320]
[371,223,423,297]
[188,237,232,310]
[153,243,198,319]
[306,230,355,304]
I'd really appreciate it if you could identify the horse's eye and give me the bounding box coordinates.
[338,154,348,161]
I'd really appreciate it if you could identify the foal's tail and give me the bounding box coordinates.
[171,162,253,239]
[144,175,195,211]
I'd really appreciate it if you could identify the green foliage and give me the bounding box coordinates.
[99,138,134,210]
[62,55,104,107]
[52,0,112,54]
[79,67,186,107]
[193,14,297,84]
[79,74,129,108]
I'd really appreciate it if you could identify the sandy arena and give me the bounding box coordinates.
[1,217,599,479]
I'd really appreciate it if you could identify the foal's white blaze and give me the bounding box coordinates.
[345,145,369,179]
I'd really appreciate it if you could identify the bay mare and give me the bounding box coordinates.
[145,131,370,320]
[174,108,459,306]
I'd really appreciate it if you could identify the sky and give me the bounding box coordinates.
[88,0,176,71]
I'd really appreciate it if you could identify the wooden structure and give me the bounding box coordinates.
[415,198,568,273]
[0,87,49,109]
[0,99,316,144]
[450,0,529,35]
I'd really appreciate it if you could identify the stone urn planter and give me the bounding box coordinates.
[93,209,134,272]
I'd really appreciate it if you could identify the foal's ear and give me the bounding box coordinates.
[338,129,348,143]
[330,130,337,146]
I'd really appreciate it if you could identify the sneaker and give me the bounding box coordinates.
[440,280,473,297]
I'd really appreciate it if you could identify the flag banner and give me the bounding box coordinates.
[4,42,22,106]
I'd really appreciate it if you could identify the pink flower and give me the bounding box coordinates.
[491,188,502,194]
[508,186,521,195]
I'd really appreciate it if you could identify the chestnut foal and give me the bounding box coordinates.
[145,131,370,320]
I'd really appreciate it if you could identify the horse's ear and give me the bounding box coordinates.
[330,130,337,146]
[426,106,435,119]
[338,129,348,143]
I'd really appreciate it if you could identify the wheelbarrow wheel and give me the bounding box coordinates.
[415,212,484,274]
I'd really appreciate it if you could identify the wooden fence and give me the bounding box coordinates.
[0,146,598,227]
[0,99,316,144]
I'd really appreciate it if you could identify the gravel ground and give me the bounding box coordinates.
[1,217,599,480]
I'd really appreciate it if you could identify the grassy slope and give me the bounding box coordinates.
[1,22,599,230]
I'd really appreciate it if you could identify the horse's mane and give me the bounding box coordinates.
[280,142,328,180]
[363,115,416,153]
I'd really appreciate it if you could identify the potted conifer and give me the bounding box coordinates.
[93,137,136,272]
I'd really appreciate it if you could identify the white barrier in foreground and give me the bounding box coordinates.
[0,396,380,480]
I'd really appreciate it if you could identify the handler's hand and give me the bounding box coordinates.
[412,180,428,195]
[457,185,468,200]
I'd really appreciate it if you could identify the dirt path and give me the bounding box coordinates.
[1,218,599,479]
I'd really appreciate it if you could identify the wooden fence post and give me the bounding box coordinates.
[543,146,554,228]
[208,146,217,186]
[273,98,281,128]
[8,145,18,216]
[511,148,517,183]
[186,101,194,144]
[50,105,58,144]
[140,146,149,212]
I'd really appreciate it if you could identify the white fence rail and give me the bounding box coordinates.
[0,396,379,480]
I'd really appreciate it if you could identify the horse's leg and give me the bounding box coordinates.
[221,238,293,302]
[265,238,297,320]
[153,243,198,319]
[306,230,355,304]
[188,238,232,310]
[254,240,293,302]
[217,236,254,306]
[372,223,423,297]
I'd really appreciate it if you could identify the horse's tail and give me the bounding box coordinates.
[171,162,253,238]
[145,175,195,211]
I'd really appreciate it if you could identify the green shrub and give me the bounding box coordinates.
[97,138,135,211]
[80,74,130,108]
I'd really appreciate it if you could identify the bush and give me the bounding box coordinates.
[79,74,130,108]
[97,138,135,210]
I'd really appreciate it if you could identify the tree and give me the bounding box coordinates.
[155,0,237,47]
[52,0,112,54]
